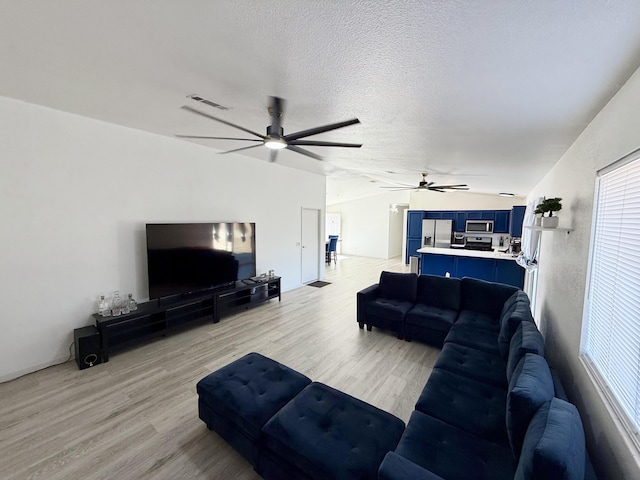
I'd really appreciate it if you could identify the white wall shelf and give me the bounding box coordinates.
[524,226,572,234]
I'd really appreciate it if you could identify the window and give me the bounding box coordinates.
[582,148,640,442]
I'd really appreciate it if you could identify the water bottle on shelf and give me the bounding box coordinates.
[121,296,130,315]
[111,290,123,316]
[128,293,138,312]
[98,295,110,317]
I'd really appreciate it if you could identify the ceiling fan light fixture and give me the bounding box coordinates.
[264,137,287,150]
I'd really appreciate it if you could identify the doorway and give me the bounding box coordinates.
[301,208,320,284]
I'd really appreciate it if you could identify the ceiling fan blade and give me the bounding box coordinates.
[432,184,469,189]
[269,150,278,163]
[181,105,266,139]
[286,144,323,161]
[288,140,362,148]
[175,134,263,142]
[284,118,360,141]
[428,188,447,193]
[380,186,414,190]
[218,144,264,155]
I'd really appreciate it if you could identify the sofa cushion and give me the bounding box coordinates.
[433,343,507,389]
[196,352,312,441]
[395,410,516,480]
[415,368,507,444]
[378,271,418,303]
[444,322,500,355]
[379,452,446,480]
[506,321,545,382]
[498,299,534,358]
[515,398,586,480]
[455,309,500,332]
[366,298,414,323]
[500,290,525,318]
[507,354,555,456]
[415,274,461,311]
[260,382,405,480]
[460,277,519,320]
[405,304,458,333]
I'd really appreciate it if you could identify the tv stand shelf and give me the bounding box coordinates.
[94,277,280,361]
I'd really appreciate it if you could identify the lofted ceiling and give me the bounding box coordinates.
[3,1,640,205]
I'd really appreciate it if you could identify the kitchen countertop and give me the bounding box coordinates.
[417,246,519,261]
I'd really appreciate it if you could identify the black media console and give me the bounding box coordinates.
[94,277,281,362]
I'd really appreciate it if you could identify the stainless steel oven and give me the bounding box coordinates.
[465,220,494,234]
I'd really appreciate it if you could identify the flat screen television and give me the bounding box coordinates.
[146,222,256,300]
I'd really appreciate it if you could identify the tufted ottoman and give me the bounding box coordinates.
[196,352,311,469]
[259,382,405,480]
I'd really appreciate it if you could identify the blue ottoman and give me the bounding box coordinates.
[260,382,405,480]
[196,352,311,469]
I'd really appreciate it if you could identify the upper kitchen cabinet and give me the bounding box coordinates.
[455,212,467,232]
[407,211,426,237]
[494,210,510,233]
[509,206,526,238]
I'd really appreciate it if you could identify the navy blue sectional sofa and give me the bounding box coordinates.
[197,272,595,479]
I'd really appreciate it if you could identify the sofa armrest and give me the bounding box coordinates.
[378,452,445,480]
[357,283,379,326]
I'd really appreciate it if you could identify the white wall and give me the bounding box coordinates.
[410,191,526,210]
[0,96,326,382]
[528,67,640,478]
[388,205,407,258]
[327,191,410,259]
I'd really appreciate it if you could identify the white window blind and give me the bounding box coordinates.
[583,151,640,436]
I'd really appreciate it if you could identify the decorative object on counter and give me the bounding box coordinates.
[127,293,138,311]
[268,269,275,278]
[534,197,562,228]
[111,290,123,316]
[98,295,110,317]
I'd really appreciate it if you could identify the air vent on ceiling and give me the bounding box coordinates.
[187,94,230,111]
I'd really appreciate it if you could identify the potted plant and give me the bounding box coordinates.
[535,197,562,228]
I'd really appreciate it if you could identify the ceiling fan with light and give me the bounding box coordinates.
[176,96,362,162]
[381,172,470,193]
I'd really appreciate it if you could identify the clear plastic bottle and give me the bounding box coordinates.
[111,291,123,316]
[98,295,110,317]
[128,293,138,312]
[121,297,130,315]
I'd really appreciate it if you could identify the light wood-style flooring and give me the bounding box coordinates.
[0,255,440,480]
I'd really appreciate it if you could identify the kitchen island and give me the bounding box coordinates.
[417,246,524,288]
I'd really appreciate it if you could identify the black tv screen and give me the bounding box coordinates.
[146,222,256,299]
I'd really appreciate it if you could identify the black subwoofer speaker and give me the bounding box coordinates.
[74,325,102,370]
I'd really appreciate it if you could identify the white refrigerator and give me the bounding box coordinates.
[422,219,453,248]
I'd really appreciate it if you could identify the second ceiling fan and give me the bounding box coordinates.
[381,172,470,193]
[177,96,362,162]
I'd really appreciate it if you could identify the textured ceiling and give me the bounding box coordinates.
[3,1,640,204]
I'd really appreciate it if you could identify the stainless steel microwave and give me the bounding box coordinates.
[465,220,494,233]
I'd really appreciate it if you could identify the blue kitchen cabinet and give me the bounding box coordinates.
[407,211,426,263]
[456,257,496,282]
[455,212,467,232]
[441,211,456,221]
[481,210,496,220]
[420,254,456,277]
[466,211,483,220]
[495,259,525,287]
[419,253,524,288]
[509,206,526,237]
[424,211,442,219]
[494,210,510,233]
[407,239,423,261]
[408,211,426,237]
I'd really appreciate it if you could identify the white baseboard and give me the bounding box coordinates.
[0,354,72,384]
